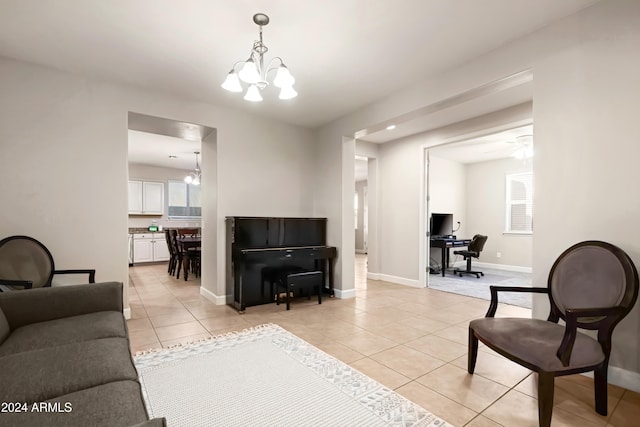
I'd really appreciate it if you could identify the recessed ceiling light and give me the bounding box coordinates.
[386,125,396,130]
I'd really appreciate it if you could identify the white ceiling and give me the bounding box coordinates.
[0,0,599,130]
[354,125,534,184]
[430,124,533,164]
[128,130,201,170]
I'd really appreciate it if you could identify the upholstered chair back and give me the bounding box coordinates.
[548,240,638,330]
[0,236,55,289]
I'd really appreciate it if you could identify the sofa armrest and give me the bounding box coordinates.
[0,281,123,331]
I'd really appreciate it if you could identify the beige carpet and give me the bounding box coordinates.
[134,324,453,427]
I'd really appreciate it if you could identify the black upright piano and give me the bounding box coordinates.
[226,216,337,312]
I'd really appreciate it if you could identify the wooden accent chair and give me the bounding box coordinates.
[0,235,95,291]
[468,241,638,427]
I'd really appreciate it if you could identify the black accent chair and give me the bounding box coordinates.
[454,234,488,278]
[468,241,639,427]
[0,235,95,291]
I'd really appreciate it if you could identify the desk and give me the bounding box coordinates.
[430,238,471,276]
[177,237,200,281]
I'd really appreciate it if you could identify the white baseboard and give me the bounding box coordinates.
[123,307,131,320]
[610,366,640,392]
[333,288,357,299]
[355,249,367,254]
[376,274,423,288]
[199,287,227,305]
[367,272,381,281]
[472,261,532,273]
[579,367,640,393]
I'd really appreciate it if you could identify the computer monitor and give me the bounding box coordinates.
[430,213,454,238]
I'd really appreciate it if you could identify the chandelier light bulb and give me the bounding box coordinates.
[244,84,263,102]
[273,65,295,88]
[184,151,202,185]
[238,59,261,84]
[223,14,296,102]
[221,71,242,92]
[278,85,298,100]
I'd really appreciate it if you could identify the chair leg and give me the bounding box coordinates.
[176,256,182,279]
[468,327,478,373]
[317,284,322,305]
[537,372,555,427]
[286,283,291,310]
[594,363,608,415]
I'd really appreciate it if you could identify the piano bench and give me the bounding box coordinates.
[276,270,323,310]
[262,266,306,298]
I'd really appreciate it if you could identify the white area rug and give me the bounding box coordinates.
[134,324,453,427]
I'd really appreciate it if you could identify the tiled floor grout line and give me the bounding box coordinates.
[127,262,639,426]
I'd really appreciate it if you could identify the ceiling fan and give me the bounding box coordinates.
[507,134,533,159]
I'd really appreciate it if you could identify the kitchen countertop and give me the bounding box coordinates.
[128,228,164,234]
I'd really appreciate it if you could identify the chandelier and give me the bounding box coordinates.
[184,151,201,185]
[221,13,297,102]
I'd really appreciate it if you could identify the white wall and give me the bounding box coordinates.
[355,180,367,253]
[465,157,532,269]
[0,56,316,312]
[530,0,640,378]
[428,155,466,271]
[428,155,466,235]
[314,0,640,388]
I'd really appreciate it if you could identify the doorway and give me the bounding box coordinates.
[424,124,534,308]
[126,112,216,284]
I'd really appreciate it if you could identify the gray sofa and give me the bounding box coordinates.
[0,282,165,427]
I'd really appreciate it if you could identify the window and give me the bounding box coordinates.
[505,172,533,233]
[168,181,201,219]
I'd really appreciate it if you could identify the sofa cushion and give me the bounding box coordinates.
[0,306,9,345]
[0,337,138,404]
[0,380,151,427]
[0,311,126,356]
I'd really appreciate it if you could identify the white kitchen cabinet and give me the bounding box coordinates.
[128,180,164,215]
[153,234,171,261]
[133,233,170,263]
[128,181,143,214]
[133,236,154,263]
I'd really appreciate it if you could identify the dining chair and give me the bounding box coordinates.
[177,228,200,238]
[169,230,184,278]
[468,240,638,427]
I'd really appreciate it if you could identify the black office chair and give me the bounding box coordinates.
[454,234,488,278]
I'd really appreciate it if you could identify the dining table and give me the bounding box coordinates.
[176,236,201,281]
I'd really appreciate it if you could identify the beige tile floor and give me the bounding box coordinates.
[127,255,639,427]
